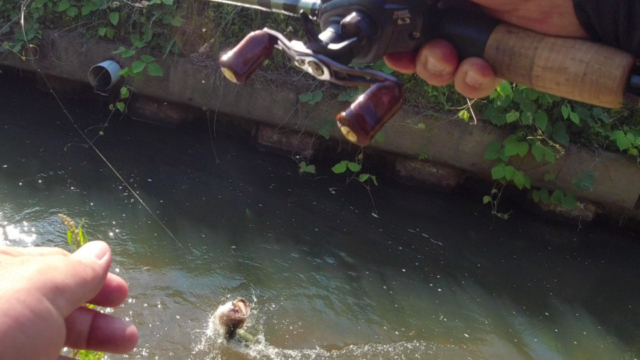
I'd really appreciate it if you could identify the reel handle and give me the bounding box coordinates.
[336,81,404,147]
[428,8,637,109]
[219,30,277,84]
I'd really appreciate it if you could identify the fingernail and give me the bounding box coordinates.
[465,72,484,88]
[426,56,449,75]
[75,241,109,262]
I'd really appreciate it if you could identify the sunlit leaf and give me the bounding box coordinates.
[131,60,146,74]
[332,161,348,174]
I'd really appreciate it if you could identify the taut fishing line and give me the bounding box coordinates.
[18,0,185,249]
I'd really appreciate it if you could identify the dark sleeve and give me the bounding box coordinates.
[573,0,640,56]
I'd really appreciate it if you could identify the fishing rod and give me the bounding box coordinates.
[213,0,640,146]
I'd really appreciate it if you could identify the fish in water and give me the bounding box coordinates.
[210,298,256,343]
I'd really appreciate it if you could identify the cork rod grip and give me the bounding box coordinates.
[484,24,636,109]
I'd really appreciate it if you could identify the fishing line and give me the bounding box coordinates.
[19,1,185,248]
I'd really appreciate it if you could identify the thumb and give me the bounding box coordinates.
[44,241,112,318]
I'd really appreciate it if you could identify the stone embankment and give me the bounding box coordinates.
[2,31,639,231]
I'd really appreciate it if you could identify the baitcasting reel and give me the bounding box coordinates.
[218,22,405,147]
[217,0,428,147]
[215,0,640,147]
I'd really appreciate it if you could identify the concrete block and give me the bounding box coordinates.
[532,200,599,223]
[128,96,197,127]
[254,124,316,159]
[394,157,463,191]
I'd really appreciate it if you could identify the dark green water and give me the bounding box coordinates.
[1,72,639,359]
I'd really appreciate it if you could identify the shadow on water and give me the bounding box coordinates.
[0,69,639,359]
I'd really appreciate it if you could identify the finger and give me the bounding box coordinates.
[42,241,112,317]
[64,307,138,354]
[453,57,503,99]
[415,39,458,86]
[88,272,129,308]
[383,51,417,74]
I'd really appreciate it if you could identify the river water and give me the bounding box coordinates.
[1,71,639,359]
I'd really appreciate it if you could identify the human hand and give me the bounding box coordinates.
[384,0,589,99]
[0,241,138,360]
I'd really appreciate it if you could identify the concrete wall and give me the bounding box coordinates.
[2,31,640,215]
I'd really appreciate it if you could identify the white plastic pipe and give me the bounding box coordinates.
[88,60,121,91]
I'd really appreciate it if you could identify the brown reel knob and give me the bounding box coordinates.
[219,30,277,84]
[336,81,404,147]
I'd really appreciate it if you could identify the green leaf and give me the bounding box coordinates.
[163,15,173,24]
[520,99,537,114]
[540,188,550,204]
[504,137,521,157]
[459,110,470,122]
[131,60,146,74]
[562,193,578,209]
[614,131,632,150]
[551,190,564,204]
[371,176,378,186]
[98,27,107,36]
[298,92,312,103]
[517,142,529,157]
[359,174,370,182]
[497,81,513,98]
[544,173,556,182]
[629,148,640,156]
[513,171,526,189]
[531,143,545,162]
[492,163,506,180]
[570,112,580,125]
[504,166,516,180]
[162,0,173,4]
[506,110,520,123]
[120,86,130,99]
[483,196,492,205]
[117,68,130,77]
[521,111,533,125]
[147,63,163,76]
[561,104,571,119]
[57,0,71,11]
[524,176,532,189]
[485,141,502,160]
[298,162,316,174]
[309,90,323,104]
[171,16,184,27]
[552,122,570,146]
[140,55,155,62]
[109,12,120,26]
[532,190,540,202]
[348,162,361,173]
[106,28,115,39]
[120,49,135,58]
[373,132,385,143]
[66,6,78,17]
[573,171,595,191]
[116,102,125,113]
[318,129,329,140]
[332,161,348,174]
[82,5,93,16]
[534,111,548,130]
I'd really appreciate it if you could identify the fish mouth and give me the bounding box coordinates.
[233,298,250,318]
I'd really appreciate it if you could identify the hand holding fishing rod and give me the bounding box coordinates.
[215,0,640,147]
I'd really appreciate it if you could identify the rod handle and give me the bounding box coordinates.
[485,24,635,108]
[429,9,637,108]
